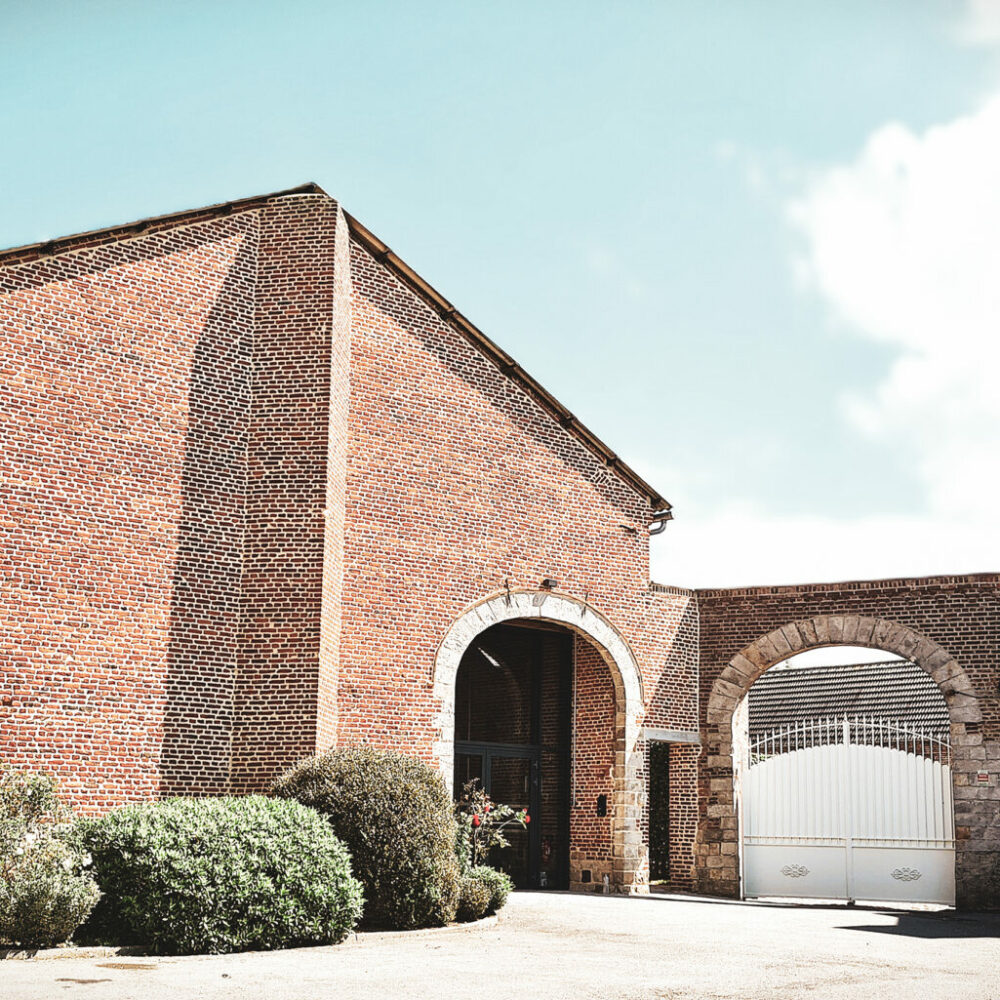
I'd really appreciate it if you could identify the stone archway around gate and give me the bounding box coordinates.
[697,614,991,908]
[432,590,646,891]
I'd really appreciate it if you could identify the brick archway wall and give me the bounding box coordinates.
[433,590,647,892]
[698,612,995,908]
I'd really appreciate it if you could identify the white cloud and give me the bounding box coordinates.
[788,96,1000,522]
[649,94,1000,588]
[954,0,1000,46]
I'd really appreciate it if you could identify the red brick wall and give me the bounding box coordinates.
[0,192,356,806]
[337,237,698,874]
[697,575,1000,735]
[569,638,616,886]
[336,237,691,751]
[8,191,996,900]
[645,586,699,730]
[638,739,699,890]
[230,195,345,792]
[665,743,699,888]
[1,190,696,884]
[0,212,256,809]
[317,207,354,752]
[641,585,701,889]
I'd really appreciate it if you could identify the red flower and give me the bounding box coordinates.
[524,814,531,824]
[472,815,482,827]
[484,804,491,813]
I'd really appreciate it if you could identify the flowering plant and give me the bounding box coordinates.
[455,779,529,868]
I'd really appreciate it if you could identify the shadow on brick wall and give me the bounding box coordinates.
[160,231,256,796]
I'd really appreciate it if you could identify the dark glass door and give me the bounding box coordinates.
[484,753,533,887]
[454,751,484,790]
[455,743,539,888]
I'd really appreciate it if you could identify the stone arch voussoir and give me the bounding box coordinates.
[696,614,990,905]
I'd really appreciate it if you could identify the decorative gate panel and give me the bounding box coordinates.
[741,718,954,905]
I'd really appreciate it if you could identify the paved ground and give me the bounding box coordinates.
[3,892,999,1000]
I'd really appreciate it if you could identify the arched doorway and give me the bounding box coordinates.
[433,591,646,893]
[454,621,572,888]
[697,615,988,907]
[736,644,954,904]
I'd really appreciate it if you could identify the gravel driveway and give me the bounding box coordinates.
[3,891,999,1000]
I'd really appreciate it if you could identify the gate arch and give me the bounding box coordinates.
[698,614,988,904]
[433,590,646,890]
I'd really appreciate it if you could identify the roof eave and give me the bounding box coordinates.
[344,210,672,514]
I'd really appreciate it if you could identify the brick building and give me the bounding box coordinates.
[2,185,997,907]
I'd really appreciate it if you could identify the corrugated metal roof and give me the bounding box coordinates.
[748,660,949,735]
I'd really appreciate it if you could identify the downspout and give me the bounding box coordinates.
[648,509,674,536]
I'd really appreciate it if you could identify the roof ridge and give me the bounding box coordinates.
[697,571,1000,596]
[767,660,914,672]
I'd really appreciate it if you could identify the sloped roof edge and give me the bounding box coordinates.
[0,183,325,266]
[342,210,671,513]
[0,182,671,514]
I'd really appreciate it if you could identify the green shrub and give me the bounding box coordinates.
[272,747,460,930]
[79,796,363,954]
[0,769,100,948]
[456,871,492,922]
[453,816,472,874]
[470,865,513,914]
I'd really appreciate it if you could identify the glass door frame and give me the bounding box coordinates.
[455,740,542,887]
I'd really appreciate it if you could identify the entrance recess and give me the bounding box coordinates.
[453,621,571,889]
[435,590,647,893]
[741,716,955,905]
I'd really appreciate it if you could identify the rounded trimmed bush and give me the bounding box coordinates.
[0,845,101,948]
[469,865,513,914]
[79,796,363,955]
[0,770,100,948]
[272,747,460,930]
[456,872,492,922]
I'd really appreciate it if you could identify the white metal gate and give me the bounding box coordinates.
[741,717,954,905]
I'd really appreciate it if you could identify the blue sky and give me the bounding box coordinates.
[3,1,998,586]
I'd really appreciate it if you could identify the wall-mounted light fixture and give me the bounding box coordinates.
[540,577,558,590]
